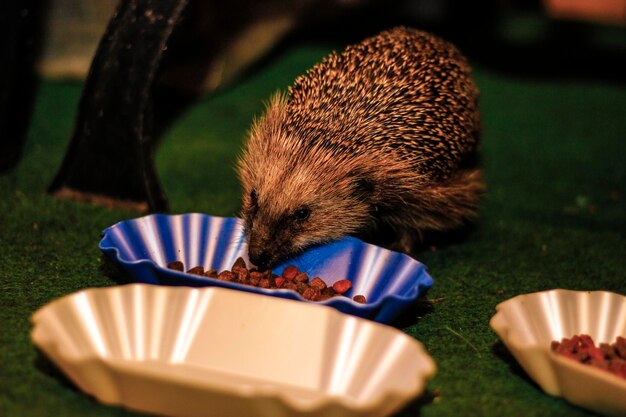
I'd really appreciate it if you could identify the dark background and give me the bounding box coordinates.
[1,1,625,416]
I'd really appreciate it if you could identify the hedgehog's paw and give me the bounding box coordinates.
[384,228,424,256]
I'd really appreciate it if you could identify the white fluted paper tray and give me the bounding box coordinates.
[31,284,436,417]
[490,289,626,417]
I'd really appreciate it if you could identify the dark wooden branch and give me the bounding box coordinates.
[48,0,190,211]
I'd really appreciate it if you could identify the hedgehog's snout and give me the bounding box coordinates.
[247,225,282,269]
[247,219,300,269]
[248,247,271,270]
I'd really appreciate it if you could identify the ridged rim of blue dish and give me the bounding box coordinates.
[98,213,433,323]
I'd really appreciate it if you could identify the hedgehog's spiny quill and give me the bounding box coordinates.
[237,27,483,268]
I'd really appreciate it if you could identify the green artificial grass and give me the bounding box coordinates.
[2,21,626,417]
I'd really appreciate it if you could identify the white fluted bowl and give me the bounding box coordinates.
[490,289,626,416]
[31,284,436,417]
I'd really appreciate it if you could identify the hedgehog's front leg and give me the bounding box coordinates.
[384,227,423,256]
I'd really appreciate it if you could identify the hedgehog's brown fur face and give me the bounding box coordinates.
[237,95,373,268]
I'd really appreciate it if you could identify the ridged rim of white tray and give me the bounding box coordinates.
[32,284,436,417]
[490,289,626,417]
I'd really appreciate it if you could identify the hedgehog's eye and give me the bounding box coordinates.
[293,207,310,221]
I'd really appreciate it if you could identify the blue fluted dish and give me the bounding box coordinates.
[99,213,433,323]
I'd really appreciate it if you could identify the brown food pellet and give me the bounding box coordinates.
[167,261,184,272]
[322,287,336,297]
[267,274,277,287]
[332,279,352,294]
[282,265,298,280]
[217,270,234,281]
[166,259,366,304]
[302,287,321,301]
[204,268,218,278]
[282,281,298,291]
[232,257,247,272]
[552,334,626,379]
[249,271,263,286]
[187,266,204,276]
[616,336,626,359]
[234,268,249,283]
[296,282,309,294]
[294,272,309,283]
[353,295,367,304]
[309,277,327,290]
[599,343,617,359]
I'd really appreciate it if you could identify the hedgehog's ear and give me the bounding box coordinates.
[351,177,375,198]
[351,176,384,217]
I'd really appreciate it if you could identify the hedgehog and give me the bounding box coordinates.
[236,26,483,269]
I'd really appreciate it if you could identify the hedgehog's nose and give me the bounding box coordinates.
[249,250,271,270]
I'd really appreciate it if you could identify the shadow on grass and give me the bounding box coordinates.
[394,388,442,416]
[391,295,439,329]
[491,340,544,393]
[415,222,480,254]
[98,254,133,284]
[33,348,80,394]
